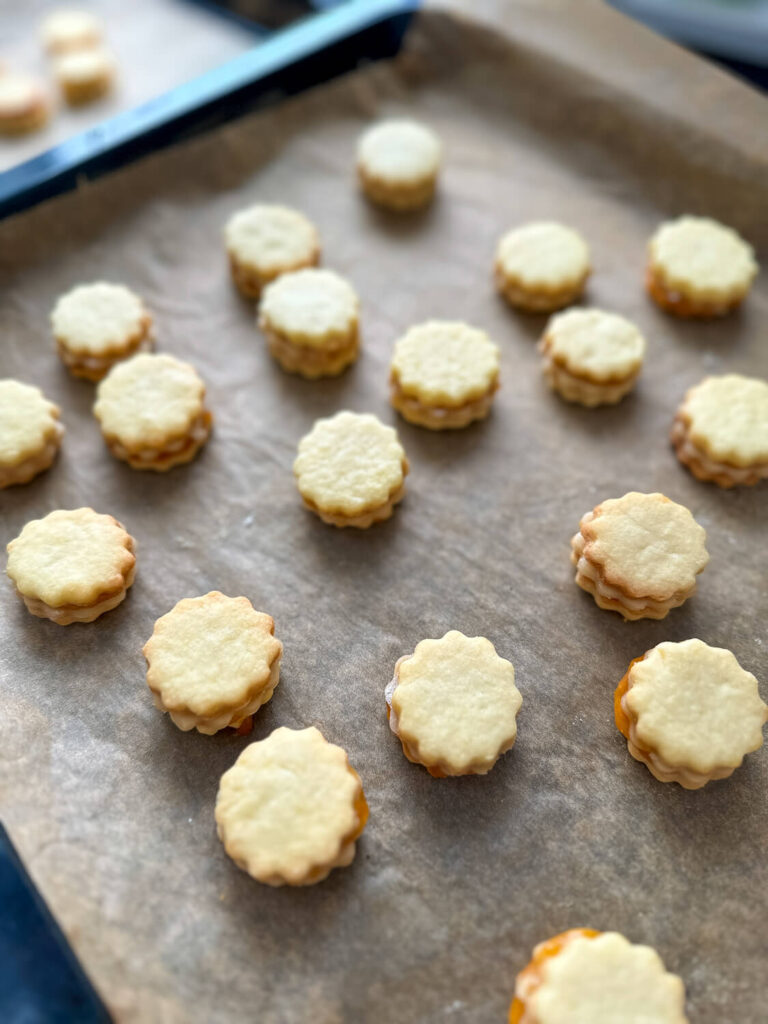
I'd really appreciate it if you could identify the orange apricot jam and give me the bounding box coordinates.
[509,929,601,1024]
[614,656,646,739]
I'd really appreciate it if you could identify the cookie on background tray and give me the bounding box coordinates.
[646,215,757,317]
[40,9,103,54]
[6,508,136,625]
[385,631,522,777]
[539,308,645,407]
[93,353,212,471]
[389,320,500,429]
[571,491,709,621]
[671,374,768,487]
[495,221,591,312]
[357,118,442,211]
[293,410,408,527]
[258,268,359,378]
[0,380,64,488]
[215,726,369,886]
[144,592,282,735]
[509,929,688,1024]
[55,47,115,105]
[615,639,767,789]
[51,282,154,381]
[0,72,51,135]
[225,204,320,299]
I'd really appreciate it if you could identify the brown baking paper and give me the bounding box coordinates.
[1,3,767,1021]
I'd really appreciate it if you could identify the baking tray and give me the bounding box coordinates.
[0,0,418,220]
[0,3,766,1022]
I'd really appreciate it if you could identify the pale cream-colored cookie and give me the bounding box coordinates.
[647,216,757,317]
[258,268,359,378]
[293,410,408,527]
[0,380,64,488]
[386,631,522,777]
[144,592,282,735]
[54,47,115,105]
[215,726,369,886]
[510,929,688,1024]
[671,374,768,488]
[41,9,103,54]
[0,72,50,135]
[6,508,135,625]
[93,353,212,471]
[225,204,320,299]
[389,320,500,429]
[51,282,154,381]
[495,222,591,312]
[571,492,709,621]
[357,118,441,211]
[539,308,645,407]
[614,640,767,789]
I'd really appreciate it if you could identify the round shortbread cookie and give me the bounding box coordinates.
[519,931,688,1024]
[621,640,767,788]
[41,9,102,53]
[577,492,708,604]
[6,507,136,625]
[495,222,591,312]
[647,216,757,316]
[672,375,768,487]
[215,726,369,886]
[390,320,500,429]
[543,309,646,382]
[259,268,358,347]
[258,268,359,378]
[144,592,282,735]
[386,631,522,777]
[55,47,115,105]
[293,410,408,527]
[0,72,50,135]
[357,118,441,211]
[225,204,320,298]
[51,282,153,380]
[93,352,212,471]
[0,380,64,488]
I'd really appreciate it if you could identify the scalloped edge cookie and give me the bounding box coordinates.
[0,379,64,488]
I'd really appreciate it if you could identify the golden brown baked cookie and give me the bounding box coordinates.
[93,353,212,471]
[614,640,767,789]
[671,374,768,487]
[0,72,51,135]
[6,508,135,625]
[144,592,282,735]
[0,379,64,488]
[386,631,522,777]
[509,929,688,1024]
[215,726,369,886]
[41,9,103,54]
[225,204,320,299]
[539,308,645,407]
[571,492,709,620]
[495,222,591,312]
[357,119,441,211]
[389,320,500,429]
[258,268,359,378]
[54,47,115,105]
[51,282,154,381]
[647,216,757,317]
[294,411,408,527]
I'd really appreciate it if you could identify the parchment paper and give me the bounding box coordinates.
[1,3,767,1022]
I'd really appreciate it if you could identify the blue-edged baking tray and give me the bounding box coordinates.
[0,0,419,221]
